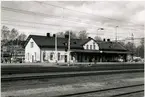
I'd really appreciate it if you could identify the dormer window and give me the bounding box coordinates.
[31,42,34,48]
[93,45,96,49]
[90,45,92,49]
[86,45,89,49]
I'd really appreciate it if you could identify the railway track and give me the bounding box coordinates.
[2,62,143,75]
[56,84,144,97]
[1,69,143,81]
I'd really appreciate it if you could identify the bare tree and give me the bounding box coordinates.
[118,41,125,46]
[140,38,144,46]
[125,42,136,52]
[65,30,77,39]
[78,30,88,39]
[57,32,64,38]
[17,33,27,41]
[94,36,102,41]
[9,28,19,40]
[135,38,144,58]
[1,25,10,40]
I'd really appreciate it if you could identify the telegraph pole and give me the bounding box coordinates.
[115,26,118,42]
[55,33,58,64]
[68,31,70,66]
[131,33,134,61]
[1,46,3,62]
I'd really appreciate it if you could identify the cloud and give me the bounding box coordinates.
[1,1,144,45]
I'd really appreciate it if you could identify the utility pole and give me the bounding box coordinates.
[1,46,3,62]
[55,33,58,64]
[131,33,134,61]
[115,26,118,42]
[11,40,14,63]
[68,31,70,66]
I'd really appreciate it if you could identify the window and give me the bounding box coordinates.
[61,55,64,60]
[28,53,29,61]
[43,51,46,61]
[58,53,60,60]
[85,56,87,60]
[86,45,89,49]
[90,45,92,49]
[47,53,49,60]
[50,52,54,60]
[31,42,34,48]
[93,45,96,49]
[35,52,36,61]
[71,55,73,60]
[93,42,95,49]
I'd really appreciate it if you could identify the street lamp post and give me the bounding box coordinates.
[97,28,104,36]
[100,51,103,62]
[97,28,104,62]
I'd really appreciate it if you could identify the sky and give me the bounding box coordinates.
[1,1,145,45]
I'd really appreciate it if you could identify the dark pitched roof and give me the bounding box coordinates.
[25,35,90,49]
[25,35,127,51]
[97,41,127,51]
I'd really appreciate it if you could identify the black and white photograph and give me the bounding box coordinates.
[1,1,144,97]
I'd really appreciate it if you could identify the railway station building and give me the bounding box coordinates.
[24,33,131,63]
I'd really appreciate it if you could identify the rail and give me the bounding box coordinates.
[56,84,144,97]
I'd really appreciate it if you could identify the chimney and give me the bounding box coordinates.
[103,38,106,41]
[107,39,110,42]
[47,33,50,37]
[53,34,56,37]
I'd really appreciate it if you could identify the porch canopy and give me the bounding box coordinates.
[71,49,131,54]
[71,49,101,53]
[102,51,132,54]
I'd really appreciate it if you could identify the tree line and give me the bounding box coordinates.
[1,26,27,45]
[119,38,144,58]
[57,30,102,41]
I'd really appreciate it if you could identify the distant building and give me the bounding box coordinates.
[24,33,131,63]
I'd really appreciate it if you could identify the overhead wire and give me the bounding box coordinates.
[2,19,86,28]
[2,4,143,40]
[2,22,143,43]
[33,2,142,37]
[2,18,143,38]
[2,6,143,34]
[1,6,101,29]
[34,1,144,35]
[2,19,98,33]
[1,22,61,31]
[35,1,143,26]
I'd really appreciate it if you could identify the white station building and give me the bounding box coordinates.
[25,33,131,63]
